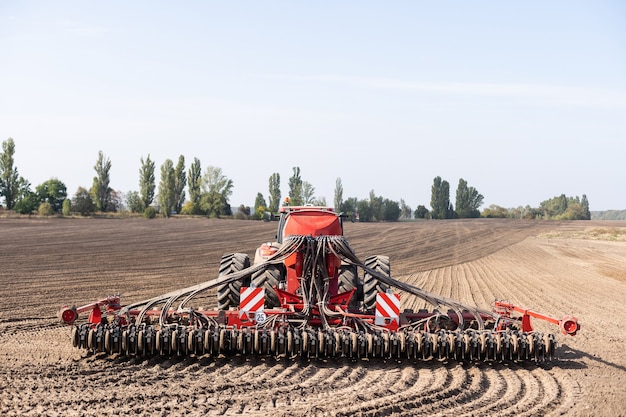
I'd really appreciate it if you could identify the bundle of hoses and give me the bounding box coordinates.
[120,235,496,329]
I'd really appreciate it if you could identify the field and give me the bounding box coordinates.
[1,217,625,416]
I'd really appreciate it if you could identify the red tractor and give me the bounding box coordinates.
[217,205,387,314]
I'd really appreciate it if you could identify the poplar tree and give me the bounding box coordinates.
[187,158,202,205]
[174,155,186,213]
[581,194,591,220]
[158,159,175,217]
[334,177,343,210]
[268,173,281,212]
[288,167,303,205]
[254,192,267,219]
[430,176,452,219]
[91,151,112,212]
[0,138,20,210]
[139,154,156,210]
[400,199,412,220]
[455,178,483,218]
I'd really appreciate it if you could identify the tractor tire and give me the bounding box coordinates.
[337,262,362,308]
[363,255,390,311]
[71,326,80,348]
[251,264,285,308]
[217,253,251,310]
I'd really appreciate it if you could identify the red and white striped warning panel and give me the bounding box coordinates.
[375,292,400,326]
[239,287,265,319]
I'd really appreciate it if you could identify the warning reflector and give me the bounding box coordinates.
[239,287,265,320]
[375,292,400,326]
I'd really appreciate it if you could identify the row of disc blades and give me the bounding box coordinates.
[72,323,555,363]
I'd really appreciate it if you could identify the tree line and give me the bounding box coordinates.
[0,137,591,221]
[481,195,591,220]
[591,210,626,221]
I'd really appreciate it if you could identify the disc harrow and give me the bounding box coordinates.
[72,322,556,363]
[61,233,576,364]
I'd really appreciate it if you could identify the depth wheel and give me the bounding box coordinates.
[235,330,244,353]
[430,333,439,360]
[137,330,145,356]
[297,330,305,356]
[253,330,260,354]
[270,330,277,354]
[350,332,358,358]
[397,332,406,358]
[121,330,129,355]
[287,330,293,356]
[494,333,502,361]
[203,330,211,354]
[87,329,96,350]
[366,333,374,357]
[415,332,424,360]
[171,330,179,355]
[104,330,111,353]
[156,330,163,355]
[527,333,534,359]
[479,333,487,361]
[511,333,519,361]
[382,333,390,358]
[71,326,80,348]
[219,329,227,354]
[187,330,197,355]
[245,329,253,354]
[544,333,554,360]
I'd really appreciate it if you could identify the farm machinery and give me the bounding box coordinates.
[59,205,579,363]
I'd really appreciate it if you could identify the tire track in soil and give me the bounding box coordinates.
[456,367,513,417]
[331,365,454,416]
[276,363,388,416]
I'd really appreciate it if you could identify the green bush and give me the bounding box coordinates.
[126,191,145,213]
[143,206,156,219]
[180,201,201,215]
[62,199,71,216]
[38,202,55,216]
[255,206,266,220]
[14,191,40,214]
[72,187,95,216]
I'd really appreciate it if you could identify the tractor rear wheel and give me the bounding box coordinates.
[251,264,285,308]
[338,262,362,308]
[363,255,390,311]
[217,253,251,310]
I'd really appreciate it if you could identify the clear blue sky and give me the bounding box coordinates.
[1,2,625,211]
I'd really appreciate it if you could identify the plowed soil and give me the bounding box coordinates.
[1,217,625,416]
